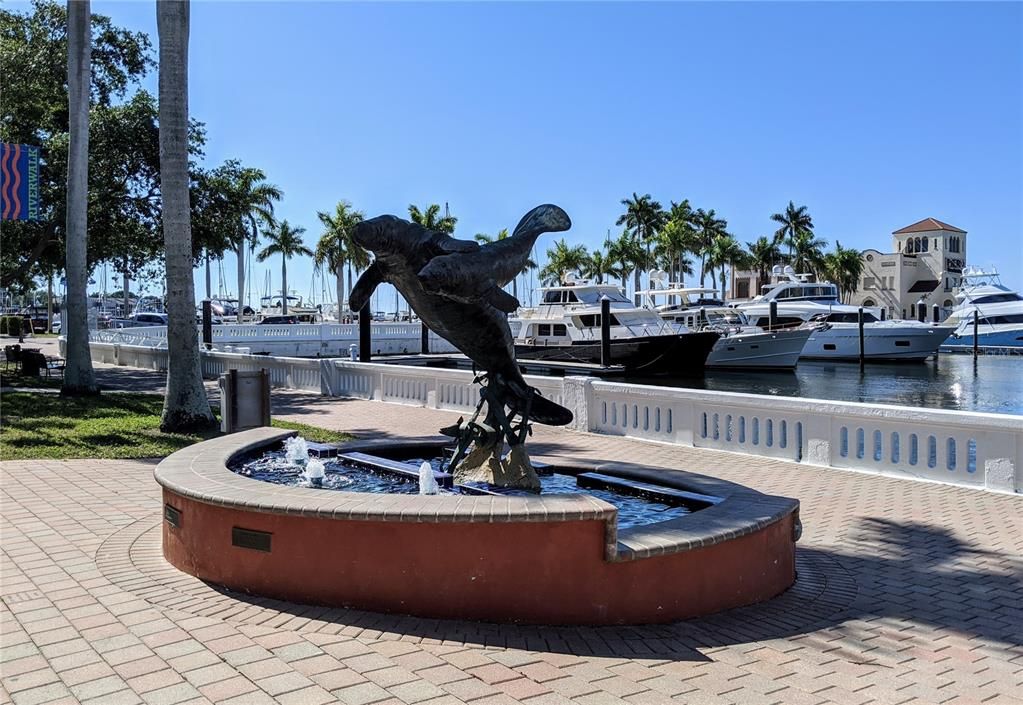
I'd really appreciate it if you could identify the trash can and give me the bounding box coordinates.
[219,369,271,433]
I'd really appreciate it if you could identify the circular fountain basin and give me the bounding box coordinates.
[156,427,799,625]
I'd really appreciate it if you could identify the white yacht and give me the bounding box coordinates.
[509,281,719,373]
[640,286,812,369]
[259,294,322,323]
[737,268,952,362]
[941,268,1023,351]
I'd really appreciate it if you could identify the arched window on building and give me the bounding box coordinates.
[906,238,914,254]
[921,237,928,252]
[898,240,902,252]
[915,237,922,252]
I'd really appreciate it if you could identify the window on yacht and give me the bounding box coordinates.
[979,314,1023,325]
[577,314,622,327]
[973,293,1023,304]
[543,291,561,304]
[825,312,879,324]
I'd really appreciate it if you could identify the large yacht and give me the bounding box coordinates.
[640,286,812,369]
[736,267,952,362]
[259,294,322,323]
[941,268,1023,351]
[509,281,719,373]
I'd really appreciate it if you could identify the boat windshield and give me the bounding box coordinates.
[971,292,1022,304]
[542,288,630,305]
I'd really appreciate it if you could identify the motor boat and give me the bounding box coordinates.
[259,294,321,323]
[509,280,719,373]
[640,285,812,369]
[941,267,1023,350]
[736,267,952,362]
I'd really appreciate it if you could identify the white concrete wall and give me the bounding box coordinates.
[83,340,1023,494]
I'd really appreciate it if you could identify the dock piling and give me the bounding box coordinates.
[600,296,611,368]
[359,303,371,362]
[858,307,865,370]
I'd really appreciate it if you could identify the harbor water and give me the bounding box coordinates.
[625,354,1023,416]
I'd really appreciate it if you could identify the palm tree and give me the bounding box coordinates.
[821,241,865,303]
[258,220,313,314]
[232,168,281,317]
[655,216,699,288]
[693,208,728,287]
[61,0,98,396]
[746,236,784,286]
[770,201,814,257]
[315,200,365,314]
[409,203,457,234]
[582,249,622,285]
[786,230,829,278]
[616,193,666,303]
[540,240,588,285]
[607,230,645,294]
[707,235,747,300]
[157,0,215,431]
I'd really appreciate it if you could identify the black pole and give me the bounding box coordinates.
[880,308,886,321]
[359,302,371,361]
[973,309,979,359]
[769,300,777,331]
[858,306,865,370]
[917,302,925,322]
[600,295,611,368]
[201,299,213,350]
[932,304,939,324]
[420,317,429,355]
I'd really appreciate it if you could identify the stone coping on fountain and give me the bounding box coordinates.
[154,427,799,563]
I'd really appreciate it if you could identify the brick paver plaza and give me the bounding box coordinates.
[2,352,1021,705]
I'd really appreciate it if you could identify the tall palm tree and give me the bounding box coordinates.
[746,235,784,286]
[540,240,588,285]
[157,0,215,431]
[607,230,645,294]
[257,220,312,314]
[770,201,814,257]
[408,203,457,234]
[61,0,98,396]
[582,249,622,285]
[233,168,281,316]
[821,241,864,303]
[707,235,747,300]
[693,208,728,287]
[655,216,699,288]
[786,230,829,278]
[314,200,365,313]
[616,193,666,303]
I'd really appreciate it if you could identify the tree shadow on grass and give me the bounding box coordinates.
[204,516,1022,661]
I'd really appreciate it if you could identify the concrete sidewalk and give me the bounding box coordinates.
[2,359,1022,705]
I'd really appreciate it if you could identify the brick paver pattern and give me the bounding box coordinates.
[2,348,1022,705]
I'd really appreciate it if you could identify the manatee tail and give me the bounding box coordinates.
[492,372,573,427]
[511,204,572,242]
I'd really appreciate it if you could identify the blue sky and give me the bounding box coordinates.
[86,1,1022,307]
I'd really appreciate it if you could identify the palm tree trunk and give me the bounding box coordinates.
[122,257,130,314]
[336,262,344,321]
[204,253,211,299]
[281,258,288,315]
[236,239,245,319]
[62,0,97,396]
[46,272,54,334]
[157,0,215,431]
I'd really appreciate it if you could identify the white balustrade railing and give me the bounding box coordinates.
[82,339,1022,494]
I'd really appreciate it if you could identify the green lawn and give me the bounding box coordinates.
[0,391,351,461]
[0,370,63,389]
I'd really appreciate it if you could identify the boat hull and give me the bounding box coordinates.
[515,332,719,373]
[941,328,1023,350]
[801,325,951,362]
[706,329,812,369]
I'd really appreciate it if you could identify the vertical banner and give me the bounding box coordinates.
[0,143,42,221]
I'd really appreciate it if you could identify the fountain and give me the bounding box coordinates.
[155,203,800,625]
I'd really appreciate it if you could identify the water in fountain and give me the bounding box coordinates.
[283,436,310,467]
[418,461,439,495]
[305,458,326,488]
